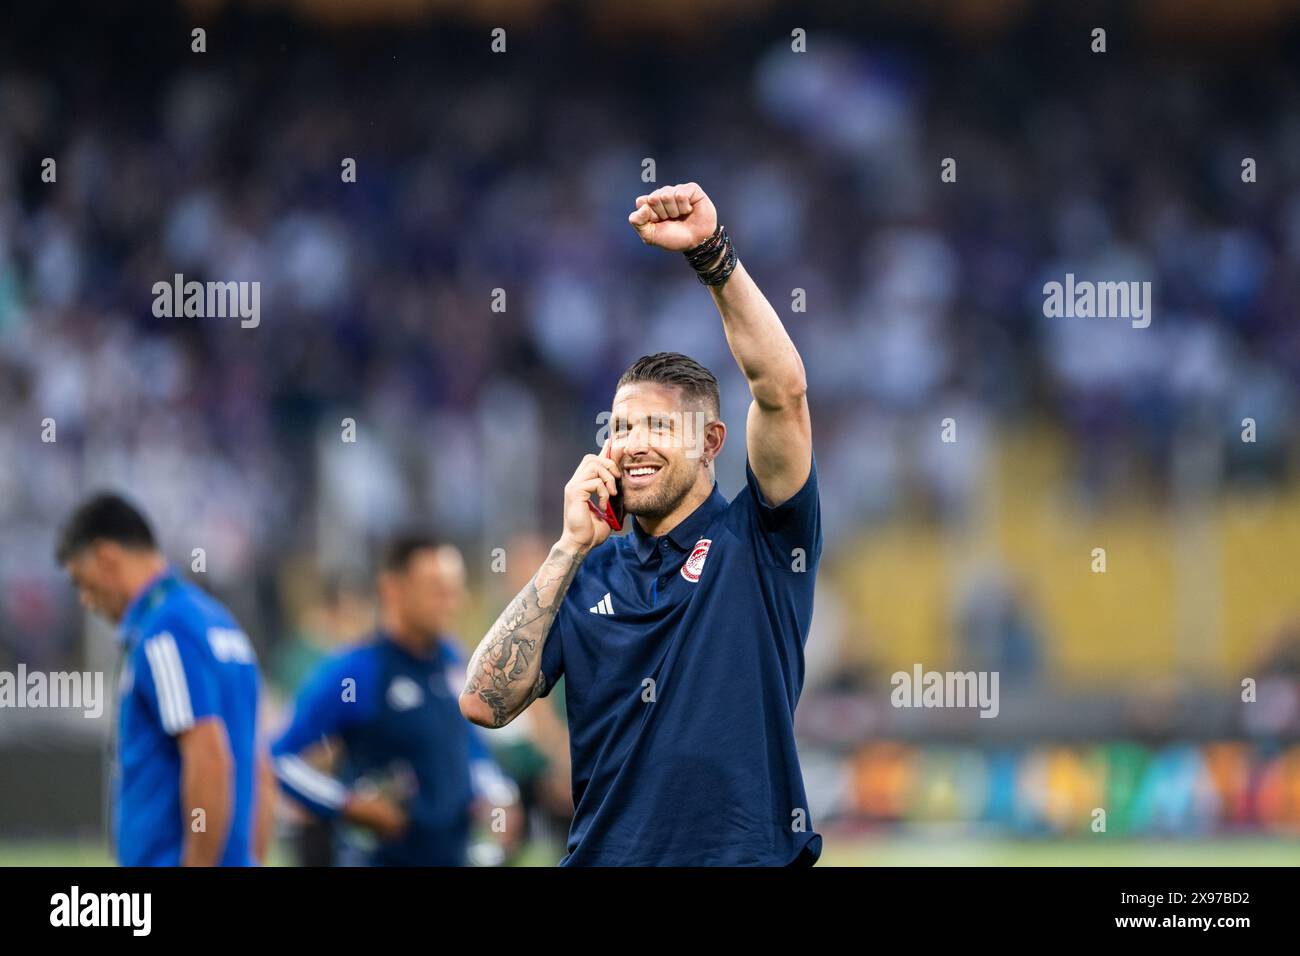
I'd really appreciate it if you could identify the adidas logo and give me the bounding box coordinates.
[588,592,615,615]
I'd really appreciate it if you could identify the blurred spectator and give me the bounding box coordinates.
[0,1,1296,701]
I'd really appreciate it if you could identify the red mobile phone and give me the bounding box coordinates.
[587,476,623,531]
[605,476,625,530]
[585,441,624,531]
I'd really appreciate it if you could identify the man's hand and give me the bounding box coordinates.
[628,183,718,252]
[343,791,409,842]
[561,438,621,551]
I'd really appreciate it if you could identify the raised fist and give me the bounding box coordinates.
[627,182,717,252]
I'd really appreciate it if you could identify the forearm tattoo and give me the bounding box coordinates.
[464,543,585,726]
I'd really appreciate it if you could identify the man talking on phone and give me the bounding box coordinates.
[461,182,821,866]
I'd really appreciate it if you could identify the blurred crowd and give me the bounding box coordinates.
[0,4,1298,703]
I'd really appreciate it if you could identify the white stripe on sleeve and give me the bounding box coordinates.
[275,755,348,811]
[143,637,177,730]
[145,632,195,734]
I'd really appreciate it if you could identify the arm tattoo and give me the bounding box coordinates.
[464,543,585,727]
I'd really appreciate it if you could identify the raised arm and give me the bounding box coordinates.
[629,182,811,506]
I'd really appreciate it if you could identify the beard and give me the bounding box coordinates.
[624,459,700,522]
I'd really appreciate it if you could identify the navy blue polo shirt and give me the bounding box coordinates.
[538,452,823,866]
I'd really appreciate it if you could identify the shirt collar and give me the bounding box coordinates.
[378,629,445,662]
[118,565,178,643]
[629,481,727,565]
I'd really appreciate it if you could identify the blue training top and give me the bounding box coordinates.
[116,567,261,866]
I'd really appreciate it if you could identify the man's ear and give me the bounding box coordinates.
[376,570,401,606]
[703,419,726,463]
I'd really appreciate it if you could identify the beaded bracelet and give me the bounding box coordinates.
[696,240,738,286]
[683,224,738,286]
[684,224,725,267]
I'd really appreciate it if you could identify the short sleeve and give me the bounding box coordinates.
[139,627,219,736]
[536,607,567,699]
[742,449,822,570]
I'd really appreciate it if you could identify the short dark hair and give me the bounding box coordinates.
[615,352,720,419]
[55,492,158,565]
[381,532,442,574]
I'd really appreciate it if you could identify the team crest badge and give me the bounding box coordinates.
[681,538,712,583]
[387,675,423,711]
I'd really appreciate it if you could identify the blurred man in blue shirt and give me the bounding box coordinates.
[272,535,520,866]
[56,492,269,866]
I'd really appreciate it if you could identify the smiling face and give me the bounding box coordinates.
[609,381,724,524]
